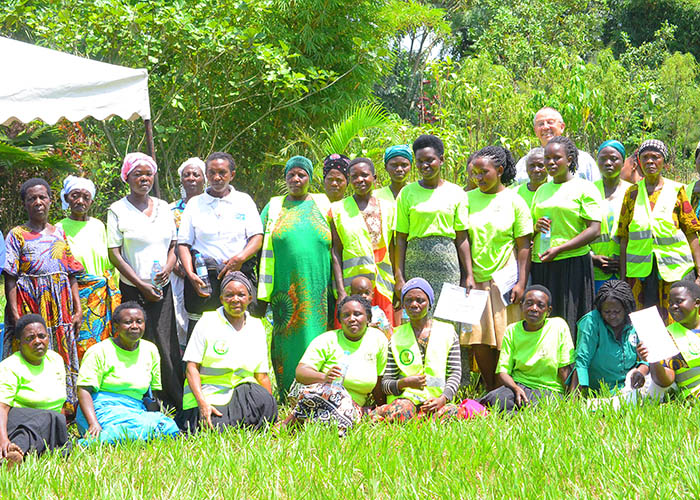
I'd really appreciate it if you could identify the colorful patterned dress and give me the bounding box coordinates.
[260,197,332,399]
[3,225,84,413]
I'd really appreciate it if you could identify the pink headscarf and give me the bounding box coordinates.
[121,152,158,182]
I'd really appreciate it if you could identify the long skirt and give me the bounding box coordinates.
[120,282,183,410]
[76,391,179,444]
[291,383,361,430]
[75,270,121,361]
[480,382,557,413]
[177,382,278,432]
[405,236,460,310]
[368,398,463,423]
[6,407,70,456]
[530,253,594,343]
[3,271,79,414]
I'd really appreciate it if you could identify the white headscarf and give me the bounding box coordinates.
[178,157,206,178]
[60,175,96,210]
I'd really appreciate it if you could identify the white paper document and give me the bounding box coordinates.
[629,306,680,363]
[492,261,519,307]
[433,283,488,325]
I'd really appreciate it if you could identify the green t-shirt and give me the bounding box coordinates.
[0,351,66,412]
[299,328,388,405]
[467,188,533,282]
[496,317,575,394]
[531,178,603,262]
[77,338,162,401]
[396,181,469,241]
[373,186,398,205]
[514,182,538,210]
[57,217,114,277]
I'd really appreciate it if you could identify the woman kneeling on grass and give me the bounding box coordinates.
[0,315,70,466]
[76,301,179,444]
[369,278,463,422]
[480,285,575,412]
[178,272,277,432]
[282,295,388,433]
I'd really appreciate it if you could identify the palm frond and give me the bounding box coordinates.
[0,142,74,172]
[321,102,390,155]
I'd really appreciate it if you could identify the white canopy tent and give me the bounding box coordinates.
[0,36,160,194]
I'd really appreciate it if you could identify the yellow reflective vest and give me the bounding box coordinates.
[667,322,700,399]
[590,179,630,281]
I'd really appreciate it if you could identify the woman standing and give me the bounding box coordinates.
[394,134,473,308]
[331,158,395,329]
[514,147,547,208]
[618,140,700,323]
[3,178,83,414]
[590,141,631,292]
[374,145,413,203]
[323,154,350,202]
[57,175,121,360]
[258,156,333,400]
[107,152,182,409]
[170,157,205,344]
[466,146,532,391]
[531,136,603,341]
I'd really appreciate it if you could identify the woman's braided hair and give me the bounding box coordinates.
[593,279,636,320]
[548,136,579,173]
[472,145,517,186]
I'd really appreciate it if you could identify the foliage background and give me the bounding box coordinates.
[2,0,700,228]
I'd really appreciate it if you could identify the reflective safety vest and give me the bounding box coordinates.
[667,322,700,399]
[590,180,629,280]
[182,310,261,410]
[332,196,395,300]
[626,178,694,282]
[258,193,332,301]
[388,320,455,405]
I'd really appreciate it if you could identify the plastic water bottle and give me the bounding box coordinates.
[151,261,163,292]
[540,216,551,253]
[332,350,352,387]
[194,252,212,295]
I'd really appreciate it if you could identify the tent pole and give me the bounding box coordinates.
[144,119,161,198]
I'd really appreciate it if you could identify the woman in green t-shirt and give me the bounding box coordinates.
[394,134,474,309]
[281,295,388,433]
[514,147,547,209]
[480,286,574,412]
[531,136,603,341]
[0,314,69,466]
[466,146,533,391]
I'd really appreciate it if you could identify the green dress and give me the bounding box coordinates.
[261,197,333,399]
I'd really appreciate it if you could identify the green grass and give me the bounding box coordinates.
[1,397,699,499]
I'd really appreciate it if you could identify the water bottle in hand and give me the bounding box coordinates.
[540,216,551,253]
[151,261,164,293]
[332,350,352,387]
[194,252,212,295]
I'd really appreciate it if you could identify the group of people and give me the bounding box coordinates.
[1,105,700,464]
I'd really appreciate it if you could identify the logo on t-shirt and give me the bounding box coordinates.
[213,340,229,355]
[399,349,414,365]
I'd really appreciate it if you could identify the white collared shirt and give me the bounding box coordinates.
[514,148,601,184]
[177,186,263,266]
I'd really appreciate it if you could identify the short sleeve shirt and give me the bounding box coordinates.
[467,188,533,282]
[57,217,113,277]
[0,351,66,412]
[496,317,575,394]
[300,328,388,405]
[396,181,469,240]
[107,197,176,286]
[77,338,162,401]
[531,178,603,262]
[514,182,538,210]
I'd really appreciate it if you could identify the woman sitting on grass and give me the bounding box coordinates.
[370,278,462,422]
[178,272,277,432]
[282,295,388,433]
[480,285,575,412]
[76,301,179,444]
[0,314,70,466]
[571,280,648,393]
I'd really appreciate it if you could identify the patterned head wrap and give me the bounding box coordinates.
[322,154,350,179]
[637,139,668,161]
[284,156,313,180]
[177,157,205,178]
[60,175,96,210]
[121,152,157,182]
[597,140,626,160]
[220,271,253,296]
[401,277,435,308]
[384,144,413,165]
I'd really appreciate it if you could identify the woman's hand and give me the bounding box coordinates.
[461,274,476,294]
[173,261,186,279]
[336,290,348,304]
[636,342,649,362]
[539,245,561,263]
[139,281,163,302]
[399,374,426,390]
[188,273,211,298]
[393,277,405,309]
[199,403,223,429]
[0,437,11,457]
[627,368,646,389]
[421,394,447,414]
[535,217,551,234]
[323,366,343,384]
[154,267,171,286]
[510,282,525,304]
[513,385,529,407]
[86,422,102,438]
[218,255,244,279]
[71,309,83,334]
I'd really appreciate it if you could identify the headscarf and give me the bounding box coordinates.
[60,175,96,210]
[121,152,158,182]
[220,271,253,296]
[384,144,413,165]
[284,156,313,180]
[177,157,205,178]
[322,154,350,179]
[637,139,668,161]
[597,140,626,160]
[401,277,435,308]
